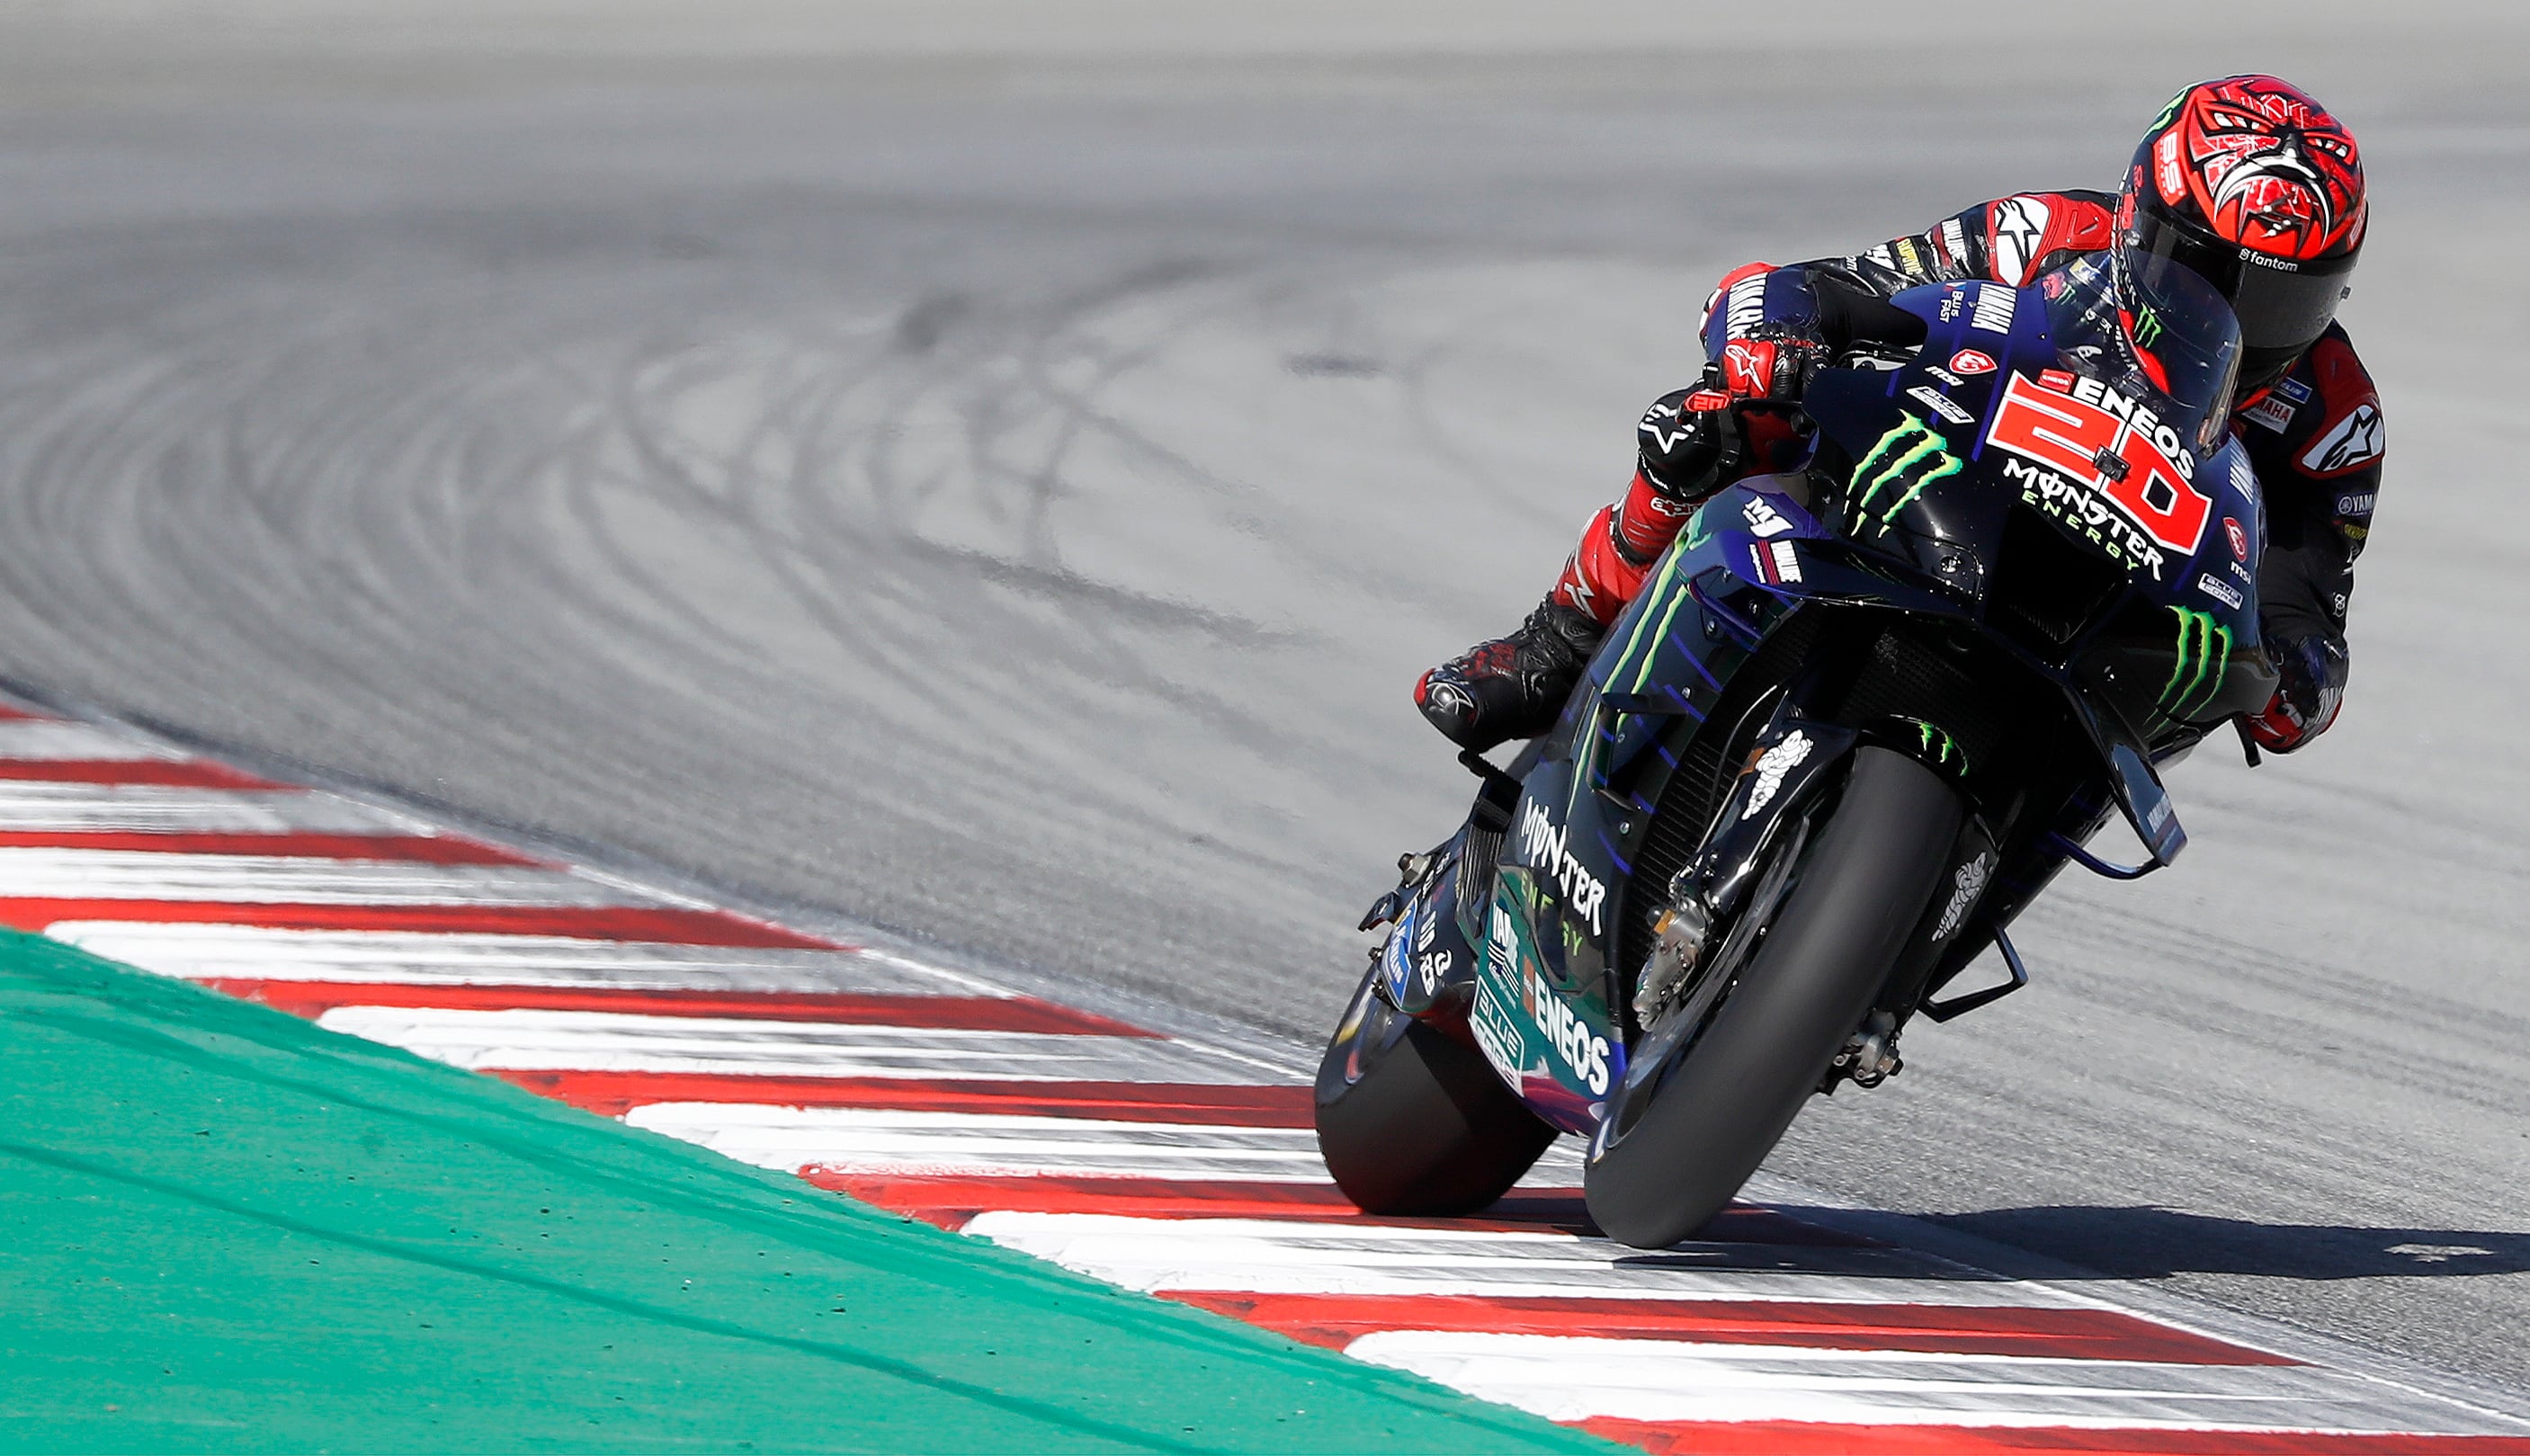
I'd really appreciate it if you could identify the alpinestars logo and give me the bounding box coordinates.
[1517,799,1607,936]
[1990,195,2052,286]
[2163,605,2233,719]
[1852,415,1962,529]
[2300,402,2383,475]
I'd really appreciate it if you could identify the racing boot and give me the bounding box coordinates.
[1414,597,1605,753]
[1416,384,1743,753]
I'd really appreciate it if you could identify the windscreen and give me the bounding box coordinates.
[2040,255,2241,450]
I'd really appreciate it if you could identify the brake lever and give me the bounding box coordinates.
[2231,716,2263,768]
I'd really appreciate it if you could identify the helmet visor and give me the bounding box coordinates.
[2125,204,2355,355]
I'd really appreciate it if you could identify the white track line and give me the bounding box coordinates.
[319,1005,1251,1084]
[52,925,988,996]
[627,1103,1331,1181]
[0,849,653,906]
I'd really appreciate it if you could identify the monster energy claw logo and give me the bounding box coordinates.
[1916,720,1960,769]
[2163,605,2233,718]
[2132,303,2166,348]
[1853,414,1963,530]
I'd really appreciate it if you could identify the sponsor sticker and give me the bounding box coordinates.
[1770,539,1802,583]
[2277,375,2312,405]
[2335,490,2376,517]
[1933,853,1993,942]
[2155,130,2187,203]
[1742,730,1814,821]
[1970,284,2016,335]
[1939,217,1969,268]
[2224,516,2249,560]
[2241,393,2294,433]
[1724,272,1766,338]
[1986,370,2211,563]
[1516,799,1607,937]
[1520,960,1611,1096]
[2195,572,2246,611]
[1949,348,1998,376]
[1905,385,1976,426]
[1749,539,1803,586]
[1742,496,1793,538]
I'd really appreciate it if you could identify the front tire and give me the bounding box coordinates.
[1314,962,1555,1215]
[1585,746,1961,1248]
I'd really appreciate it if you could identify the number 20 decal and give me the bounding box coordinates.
[1986,371,2213,554]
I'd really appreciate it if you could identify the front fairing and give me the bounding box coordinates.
[1804,273,2276,741]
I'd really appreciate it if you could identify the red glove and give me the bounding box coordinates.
[1717,325,1832,402]
[2243,637,2347,753]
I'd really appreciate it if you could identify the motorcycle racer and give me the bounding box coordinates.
[1416,75,2376,760]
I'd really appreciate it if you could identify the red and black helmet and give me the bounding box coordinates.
[2115,75,2366,393]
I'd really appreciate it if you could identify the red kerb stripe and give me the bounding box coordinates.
[1580,1422,2530,1456]
[0,899,840,947]
[0,759,282,788]
[205,980,1155,1037]
[1167,1291,2292,1367]
[0,830,537,863]
[809,1173,1858,1245]
[496,1070,1312,1122]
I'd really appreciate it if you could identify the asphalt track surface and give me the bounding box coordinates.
[0,0,2526,1399]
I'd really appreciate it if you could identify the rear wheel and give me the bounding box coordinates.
[1585,746,1961,1248]
[1314,959,1556,1215]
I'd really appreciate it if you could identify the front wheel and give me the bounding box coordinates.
[1585,746,1962,1248]
[1314,959,1556,1215]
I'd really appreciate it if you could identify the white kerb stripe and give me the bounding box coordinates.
[0,721,187,761]
[318,1006,1253,1085]
[51,925,987,996]
[0,784,421,835]
[0,849,652,906]
[963,1212,2073,1308]
[1344,1331,2461,1434]
[625,1104,1328,1182]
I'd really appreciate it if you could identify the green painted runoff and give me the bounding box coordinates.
[0,930,1618,1454]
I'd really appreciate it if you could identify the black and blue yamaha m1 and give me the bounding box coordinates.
[1316,256,2276,1249]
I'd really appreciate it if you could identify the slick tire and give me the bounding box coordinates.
[1314,967,1556,1216]
[1585,746,1961,1249]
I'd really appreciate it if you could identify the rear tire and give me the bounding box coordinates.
[1585,746,1960,1248]
[1314,964,1556,1215]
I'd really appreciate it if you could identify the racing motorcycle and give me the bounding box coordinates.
[1315,254,2277,1249]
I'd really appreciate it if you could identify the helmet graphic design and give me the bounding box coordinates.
[2121,75,2366,393]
